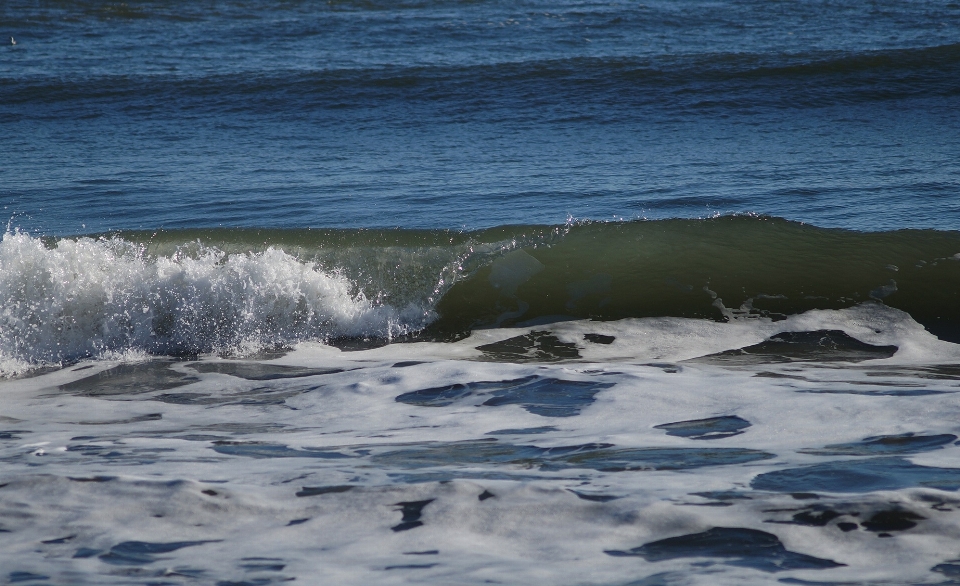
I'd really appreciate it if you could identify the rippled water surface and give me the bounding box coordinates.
[3,0,960,233]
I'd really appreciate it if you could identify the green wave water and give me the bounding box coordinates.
[105,216,960,340]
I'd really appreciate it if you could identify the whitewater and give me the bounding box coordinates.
[3,226,960,584]
[4,302,960,584]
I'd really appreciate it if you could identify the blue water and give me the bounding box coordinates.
[2,0,959,234]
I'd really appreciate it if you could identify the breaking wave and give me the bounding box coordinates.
[0,231,431,375]
[3,216,960,375]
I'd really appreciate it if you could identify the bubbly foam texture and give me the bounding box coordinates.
[3,308,960,584]
[0,232,428,375]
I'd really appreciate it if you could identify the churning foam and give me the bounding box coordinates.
[0,231,429,375]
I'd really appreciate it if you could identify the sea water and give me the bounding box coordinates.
[2,1,960,584]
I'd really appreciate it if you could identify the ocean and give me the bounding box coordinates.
[2,1,960,584]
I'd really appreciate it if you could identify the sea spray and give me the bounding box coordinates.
[0,231,429,374]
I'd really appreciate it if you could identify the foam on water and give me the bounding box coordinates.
[2,304,960,583]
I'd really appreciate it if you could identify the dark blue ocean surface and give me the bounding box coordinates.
[1,0,959,235]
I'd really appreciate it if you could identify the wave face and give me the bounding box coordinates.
[4,217,960,373]
[432,217,960,338]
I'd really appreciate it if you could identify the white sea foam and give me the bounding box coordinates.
[2,305,960,583]
[0,231,428,375]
